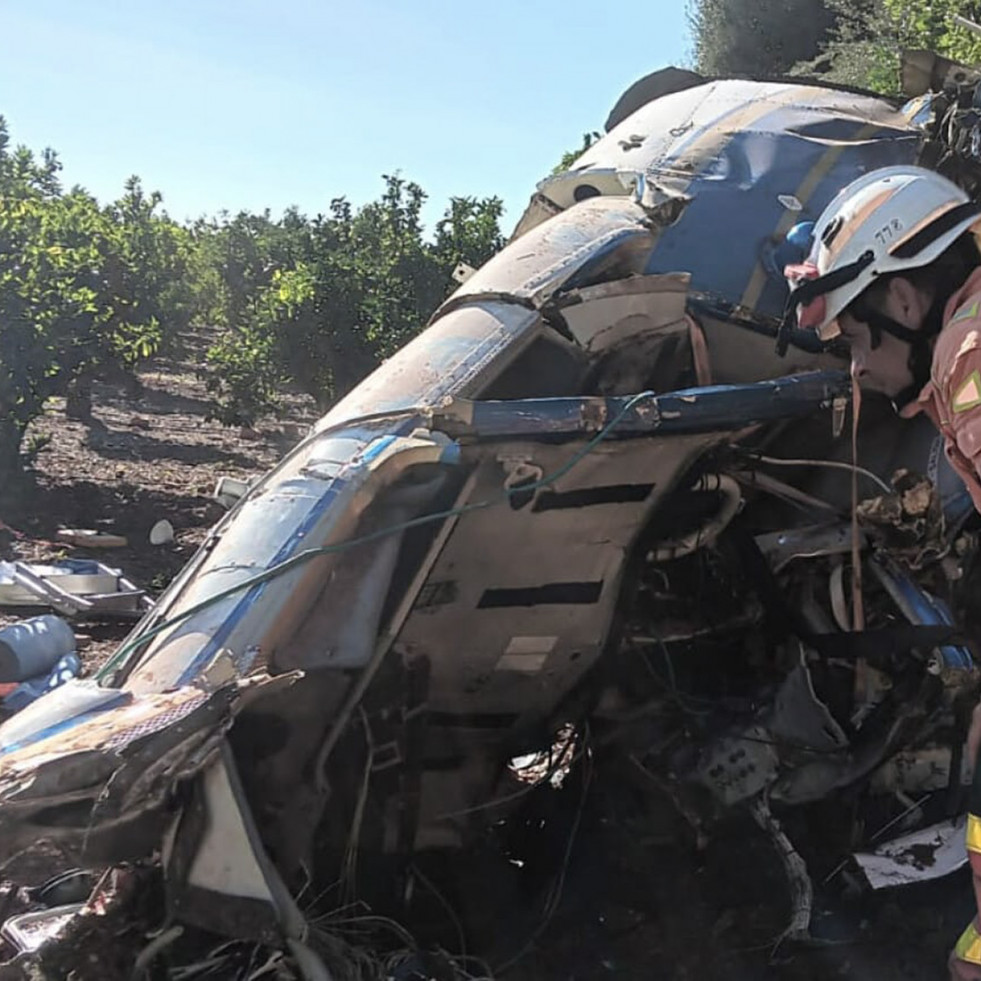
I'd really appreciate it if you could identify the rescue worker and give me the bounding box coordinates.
[782,164,981,980]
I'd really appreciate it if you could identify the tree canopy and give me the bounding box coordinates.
[688,0,838,77]
[0,116,505,480]
[10,0,981,481]
[689,0,981,94]
[0,118,193,476]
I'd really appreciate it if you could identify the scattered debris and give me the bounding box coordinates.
[0,616,75,683]
[213,476,251,510]
[855,817,968,889]
[6,57,981,980]
[1,903,85,956]
[148,519,175,546]
[3,652,81,715]
[857,468,947,565]
[56,529,128,549]
[0,616,80,717]
[0,560,151,618]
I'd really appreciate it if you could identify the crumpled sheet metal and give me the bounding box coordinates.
[120,431,456,697]
[436,196,655,316]
[523,79,922,320]
[857,468,945,560]
[0,674,296,866]
[321,197,654,430]
[114,200,662,701]
[0,684,210,779]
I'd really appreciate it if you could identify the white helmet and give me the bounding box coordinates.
[784,165,981,341]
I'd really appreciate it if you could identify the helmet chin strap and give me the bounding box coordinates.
[858,301,944,411]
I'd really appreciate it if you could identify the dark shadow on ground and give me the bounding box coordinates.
[125,385,216,419]
[485,764,961,980]
[0,475,225,587]
[83,429,261,469]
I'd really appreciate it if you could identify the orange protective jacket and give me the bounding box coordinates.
[903,266,981,511]
[901,267,981,979]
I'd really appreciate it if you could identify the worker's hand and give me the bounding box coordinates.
[967,698,981,772]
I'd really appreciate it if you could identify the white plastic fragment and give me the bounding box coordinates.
[149,519,175,546]
[854,816,967,888]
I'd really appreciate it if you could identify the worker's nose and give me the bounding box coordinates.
[850,351,868,382]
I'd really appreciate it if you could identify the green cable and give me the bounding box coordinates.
[96,391,657,683]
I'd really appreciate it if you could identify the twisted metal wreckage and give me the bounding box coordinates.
[4,52,981,977]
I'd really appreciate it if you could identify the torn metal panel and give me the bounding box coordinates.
[0,680,130,755]
[0,675,294,867]
[391,425,766,847]
[164,743,294,945]
[855,817,968,889]
[770,659,848,754]
[553,272,690,348]
[437,196,656,320]
[512,78,922,385]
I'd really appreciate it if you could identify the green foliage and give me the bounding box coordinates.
[0,115,504,449]
[203,320,286,427]
[788,0,901,93]
[689,0,981,101]
[202,176,505,425]
[0,117,192,478]
[191,207,309,330]
[553,132,602,174]
[97,176,194,366]
[0,126,102,477]
[885,0,981,66]
[787,0,981,95]
[688,0,838,76]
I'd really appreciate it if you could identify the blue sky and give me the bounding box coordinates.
[0,1,692,232]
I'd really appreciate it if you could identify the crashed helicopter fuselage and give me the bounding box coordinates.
[2,61,981,974]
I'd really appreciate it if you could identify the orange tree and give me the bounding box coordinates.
[203,175,504,425]
[0,118,192,478]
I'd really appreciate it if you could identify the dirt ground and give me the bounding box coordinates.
[0,331,316,673]
[0,333,972,979]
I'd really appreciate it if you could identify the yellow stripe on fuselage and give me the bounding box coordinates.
[739,122,884,312]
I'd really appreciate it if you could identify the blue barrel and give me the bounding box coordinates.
[0,616,76,683]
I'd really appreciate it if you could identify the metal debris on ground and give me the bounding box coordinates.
[0,560,152,618]
[55,529,129,549]
[149,519,175,546]
[854,816,969,889]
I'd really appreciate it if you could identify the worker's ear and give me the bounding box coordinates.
[886,276,930,328]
